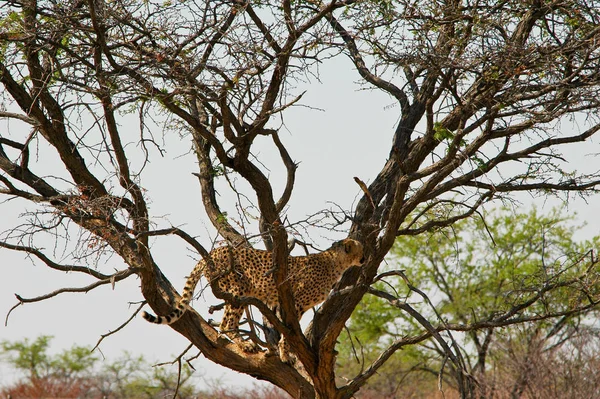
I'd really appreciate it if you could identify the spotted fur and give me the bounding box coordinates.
[142,239,364,350]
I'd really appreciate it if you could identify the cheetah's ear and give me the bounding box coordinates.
[344,241,353,253]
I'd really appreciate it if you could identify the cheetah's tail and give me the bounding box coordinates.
[142,260,205,325]
[141,302,186,325]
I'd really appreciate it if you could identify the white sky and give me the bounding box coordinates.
[1,53,599,391]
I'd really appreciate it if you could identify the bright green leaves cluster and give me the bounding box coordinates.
[0,336,198,398]
[0,335,96,380]
[433,122,455,142]
[0,11,25,62]
[50,343,98,376]
[100,353,195,398]
[343,285,398,346]
[433,122,483,167]
[0,10,24,34]
[394,206,595,323]
[216,211,229,225]
[338,206,599,391]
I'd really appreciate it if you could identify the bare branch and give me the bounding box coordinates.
[7,268,135,322]
[0,111,40,126]
[92,302,146,352]
[327,14,410,111]
[0,241,114,280]
[134,227,207,256]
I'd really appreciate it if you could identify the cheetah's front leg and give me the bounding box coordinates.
[276,306,306,364]
[220,304,259,353]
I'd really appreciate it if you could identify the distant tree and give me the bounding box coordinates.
[2,1,600,398]
[0,336,98,398]
[338,207,600,398]
[489,323,600,399]
[0,336,200,399]
[93,352,199,399]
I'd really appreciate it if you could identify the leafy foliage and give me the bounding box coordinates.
[0,336,202,399]
[1,335,96,379]
[338,207,600,397]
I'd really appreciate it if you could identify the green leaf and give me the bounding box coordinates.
[433,122,454,142]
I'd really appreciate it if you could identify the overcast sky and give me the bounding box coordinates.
[1,53,599,391]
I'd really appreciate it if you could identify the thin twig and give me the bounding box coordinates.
[92,302,146,352]
[153,343,194,399]
[5,301,22,327]
[0,240,113,279]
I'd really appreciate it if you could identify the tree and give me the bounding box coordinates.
[95,353,199,399]
[1,1,600,398]
[0,336,204,399]
[338,207,600,398]
[0,335,98,398]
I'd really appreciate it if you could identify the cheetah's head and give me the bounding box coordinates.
[331,238,365,267]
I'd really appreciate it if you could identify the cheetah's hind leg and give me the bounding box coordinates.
[277,306,304,364]
[278,336,293,363]
[220,304,259,353]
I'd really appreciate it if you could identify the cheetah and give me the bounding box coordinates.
[142,238,364,353]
